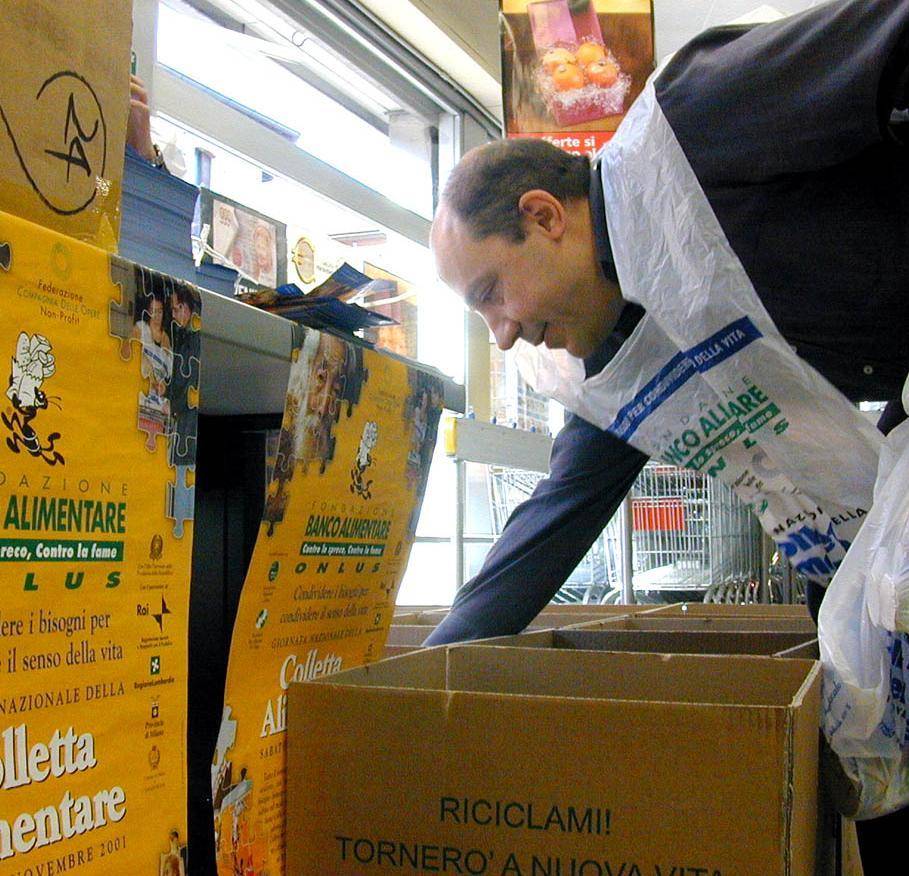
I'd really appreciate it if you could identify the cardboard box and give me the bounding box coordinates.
[841,819,863,876]
[287,646,821,875]
[386,624,440,646]
[650,602,811,619]
[394,605,450,616]
[536,603,660,613]
[570,614,818,634]
[473,627,819,658]
[382,644,421,659]
[526,611,644,628]
[396,604,662,621]
[391,611,447,625]
[0,2,131,249]
[386,608,656,645]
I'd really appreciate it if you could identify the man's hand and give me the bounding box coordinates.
[127,74,157,163]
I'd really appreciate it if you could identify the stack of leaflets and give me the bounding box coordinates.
[238,263,398,335]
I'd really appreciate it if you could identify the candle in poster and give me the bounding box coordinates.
[0,211,198,873]
[500,0,654,155]
[213,328,442,875]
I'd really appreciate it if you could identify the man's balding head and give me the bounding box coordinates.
[430,139,623,360]
[439,138,591,243]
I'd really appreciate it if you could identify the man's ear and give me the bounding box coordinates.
[518,190,567,239]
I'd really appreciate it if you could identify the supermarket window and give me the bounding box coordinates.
[156,1,435,218]
[148,0,490,379]
[144,0,502,606]
[150,114,465,381]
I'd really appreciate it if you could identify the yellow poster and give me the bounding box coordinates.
[0,211,198,872]
[213,329,442,875]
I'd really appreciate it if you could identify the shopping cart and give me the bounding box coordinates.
[630,462,763,596]
[487,465,620,603]
[486,460,766,603]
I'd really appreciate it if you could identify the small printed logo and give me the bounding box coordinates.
[3,332,64,466]
[255,609,268,630]
[0,242,10,271]
[150,533,164,560]
[150,655,161,676]
[350,420,378,500]
[152,597,171,633]
[151,701,160,720]
[267,561,280,582]
[49,242,71,280]
[148,745,161,770]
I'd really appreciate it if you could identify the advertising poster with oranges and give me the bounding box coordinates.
[213,328,442,875]
[500,0,654,155]
[0,210,199,872]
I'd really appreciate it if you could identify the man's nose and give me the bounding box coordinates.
[488,312,520,351]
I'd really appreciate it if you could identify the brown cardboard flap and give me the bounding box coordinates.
[318,644,819,708]
[320,646,449,689]
[548,628,813,654]
[444,646,817,706]
[775,638,821,660]
[652,602,811,617]
[467,628,817,657]
[526,611,638,628]
[382,644,420,658]
[386,624,439,644]
[390,611,423,622]
[0,1,131,248]
[393,605,449,615]
[789,662,823,875]
[574,615,817,632]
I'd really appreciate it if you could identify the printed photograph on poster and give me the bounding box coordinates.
[500,0,654,153]
[361,262,418,361]
[109,261,202,537]
[263,331,368,535]
[197,190,288,290]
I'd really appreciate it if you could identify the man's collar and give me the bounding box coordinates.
[583,302,645,378]
[589,154,618,284]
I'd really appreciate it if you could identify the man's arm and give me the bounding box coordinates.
[424,415,648,645]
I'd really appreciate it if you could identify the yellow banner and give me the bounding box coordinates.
[0,211,198,872]
[214,329,442,875]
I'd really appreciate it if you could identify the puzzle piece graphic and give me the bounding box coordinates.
[137,391,170,451]
[166,464,195,538]
[110,261,203,461]
[108,256,138,357]
[169,337,201,382]
[263,448,294,536]
[109,262,167,449]
[329,372,346,421]
[169,429,197,465]
[108,262,202,536]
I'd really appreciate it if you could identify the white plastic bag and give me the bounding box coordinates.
[819,408,909,819]
[516,80,881,590]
